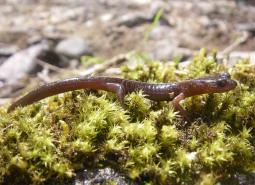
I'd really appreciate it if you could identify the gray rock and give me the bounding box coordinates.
[0,57,7,65]
[100,13,114,23]
[149,40,192,60]
[55,37,93,59]
[0,43,19,57]
[116,12,153,28]
[0,42,49,83]
[236,23,255,35]
[38,50,69,68]
[149,25,173,40]
[236,173,255,185]
[228,51,255,65]
[74,168,136,185]
[116,2,169,28]
[235,0,255,6]
[220,172,255,185]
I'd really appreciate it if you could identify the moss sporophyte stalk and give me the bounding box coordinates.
[1,50,255,184]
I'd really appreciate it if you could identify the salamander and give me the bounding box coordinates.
[7,72,237,119]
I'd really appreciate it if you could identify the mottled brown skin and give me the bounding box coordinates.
[7,73,237,119]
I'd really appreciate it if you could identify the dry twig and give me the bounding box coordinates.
[78,54,128,76]
[221,31,250,55]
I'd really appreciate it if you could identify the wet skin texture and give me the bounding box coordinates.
[8,72,237,120]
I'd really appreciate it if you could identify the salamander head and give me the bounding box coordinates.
[182,72,237,96]
[212,73,237,92]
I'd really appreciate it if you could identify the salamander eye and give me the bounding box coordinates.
[216,79,227,87]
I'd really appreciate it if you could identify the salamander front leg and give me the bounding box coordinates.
[172,93,189,121]
[106,83,125,107]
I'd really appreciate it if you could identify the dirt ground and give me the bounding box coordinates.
[1,0,255,56]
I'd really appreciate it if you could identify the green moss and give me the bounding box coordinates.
[1,50,255,184]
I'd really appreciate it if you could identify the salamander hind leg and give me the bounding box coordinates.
[172,93,189,122]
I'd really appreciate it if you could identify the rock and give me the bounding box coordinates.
[38,50,69,68]
[116,3,169,28]
[124,0,152,7]
[100,13,114,23]
[235,173,255,185]
[235,0,255,6]
[0,57,6,65]
[236,23,255,35]
[74,168,136,185]
[148,40,192,60]
[116,12,153,28]
[0,82,25,98]
[0,43,19,57]
[0,42,49,83]
[229,51,255,64]
[220,172,255,185]
[149,25,173,40]
[55,37,93,59]
[99,0,150,7]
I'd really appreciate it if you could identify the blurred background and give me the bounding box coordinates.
[0,0,254,103]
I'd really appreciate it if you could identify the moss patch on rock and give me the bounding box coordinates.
[1,50,255,184]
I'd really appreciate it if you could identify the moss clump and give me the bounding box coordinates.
[1,50,255,184]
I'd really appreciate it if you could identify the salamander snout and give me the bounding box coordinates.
[197,73,238,94]
[229,79,237,89]
[215,77,237,92]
